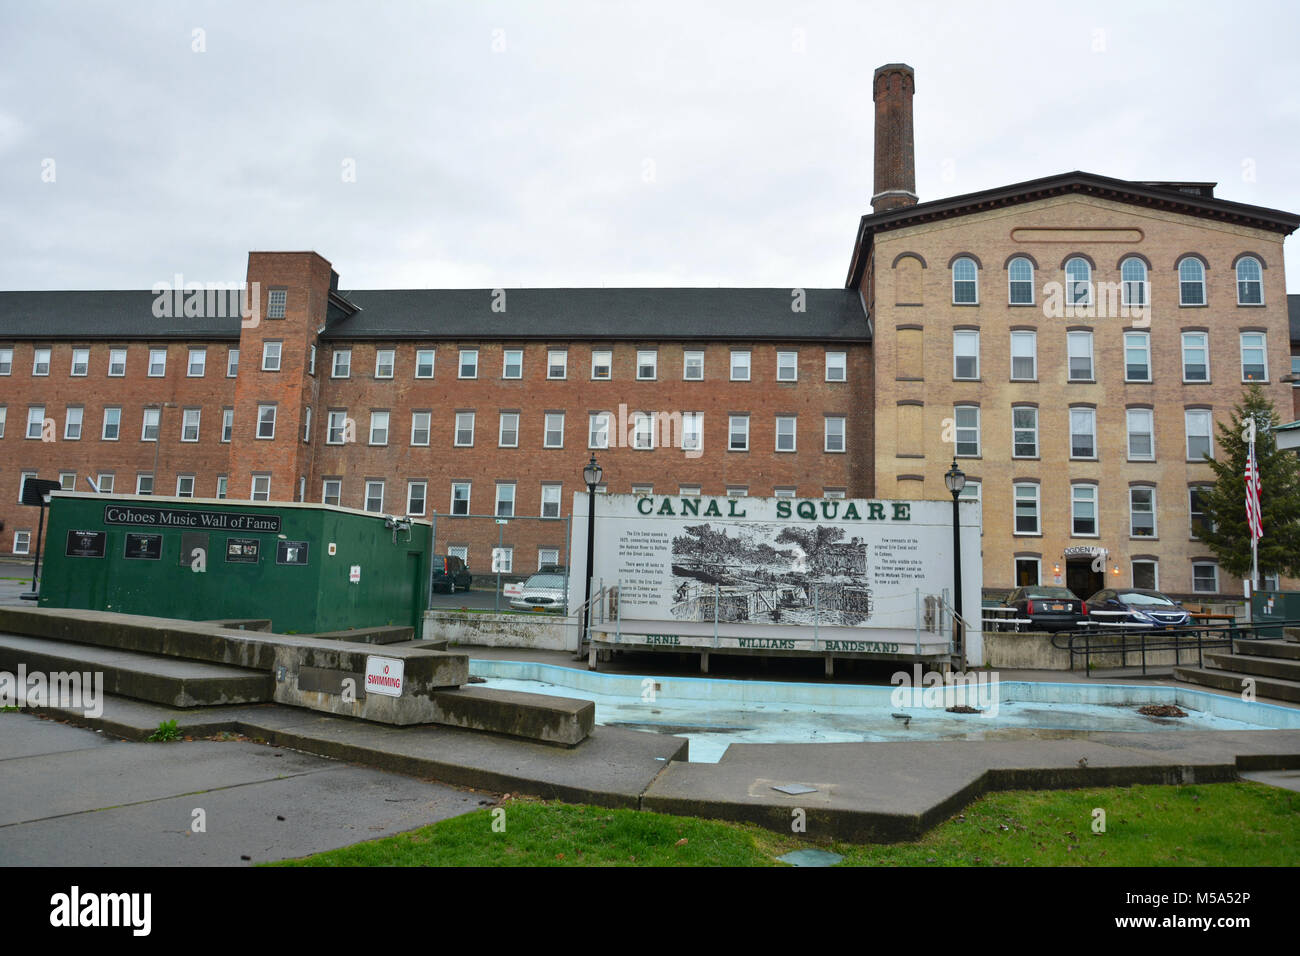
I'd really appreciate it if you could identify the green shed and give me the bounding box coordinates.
[38,492,431,634]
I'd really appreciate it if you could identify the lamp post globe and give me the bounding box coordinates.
[581,455,603,664]
[944,458,966,663]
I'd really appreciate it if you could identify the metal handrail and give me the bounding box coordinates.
[1050,618,1300,676]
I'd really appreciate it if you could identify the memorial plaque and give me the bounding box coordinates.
[65,530,106,558]
[225,537,260,564]
[124,532,162,560]
[277,540,310,565]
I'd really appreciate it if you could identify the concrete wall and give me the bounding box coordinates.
[983,629,1229,671]
[423,609,577,652]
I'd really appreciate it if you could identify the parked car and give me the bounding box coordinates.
[430,554,472,594]
[1084,588,1191,629]
[1000,586,1088,632]
[510,572,567,612]
[538,563,567,575]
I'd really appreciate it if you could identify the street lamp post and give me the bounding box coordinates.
[944,457,966,662]
[580,455,603,662]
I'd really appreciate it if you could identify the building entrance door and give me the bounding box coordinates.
[1065,558,1102,600]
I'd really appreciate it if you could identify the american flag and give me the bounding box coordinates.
[1245,437,1263,541]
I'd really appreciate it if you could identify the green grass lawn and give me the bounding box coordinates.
[271,781,1299,867]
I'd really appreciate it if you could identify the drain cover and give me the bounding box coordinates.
[778,849,843,867]
[772,783,818,795]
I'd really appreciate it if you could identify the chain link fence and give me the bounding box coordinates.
[427,513,572,615]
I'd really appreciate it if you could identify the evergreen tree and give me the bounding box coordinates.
[1195,385,1300,580]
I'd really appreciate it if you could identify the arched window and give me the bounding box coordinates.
[1121,257,1147,306]
[952,257,978,304]
[1065,257,1091,306]
[1236,256,1263,305]
[1179,257,1205,305]
[1007,257,1034,305]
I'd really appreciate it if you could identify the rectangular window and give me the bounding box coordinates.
[682,412,702,453]
[222,408,234,443]
[33,348,51,376]
[364,480,385,513]
[147,349,166,377]
[218,477,230,499]
[136,474,154,496]
[302,406,312,442]
[227,348,239,377]
[498,412,519,447]
[1127,408,1154,460]
[544,412,565,448]
[181,408,200,442]
[679,485,702,496]
[637,350,657,380]
[109,348,127,376]
[954,405,980,457]
[71,348,89,376]
[825,416,846,453]
[308,344,316,376]
[97,474,114,495]
[730,350,751,381]
[953,331,979,379]
[1067,331,1093,381]
[332,349,351,378]
[1010,331,1036,380]
[0,406,5,438]
[256,405,276,440]
[503,349,523,379]
[415,349,435,378]
[1132,560,1158,590]
[455,412,475,446]
[1014,484,1040,534]
[459,349,478,379]
[1124,332,1151,382]
[102,407,121,441]
[369,410,389,445]
[187,348,206,377]
[591,350,611,380]
[1070,407,1096,458]
[262,341,282,372]
[632,412,654,450]
[729,414,749,451]
[1193,562,1218,594]
[775,416,796,452]
[327,410,348,445]
[1130,488,1156,537]
[1182,332,1209,382]
[267,289,287,318]
[0,348,11,374]
[176,475,195,498]
[141,407,159,442]
[1240,333,1267,381]
[322,479,341,507]
[776,351,798,381]
[538,548,560,570]
[14,531,31,555]
[1190,486,1212,538]
[19,471,36,502]
[683,350,704,380]
[547,349,566,379]
[64,406,83,441]
[26,405,45,439]
[589,412,610,449]
[411,411,431,446]
[1185,409,1213,461]
[374,350,395,378]
[59,471,76,491]
[451,482,470,516]
[1012,406,1038,457]
[495,483,515,518]
[541,484,561,519]
[407,480,427,516]
[1071,484,1097,536]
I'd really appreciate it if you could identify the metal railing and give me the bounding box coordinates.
[1050,618,1300,675]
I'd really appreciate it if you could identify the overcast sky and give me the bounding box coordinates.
[3,0,1299,292]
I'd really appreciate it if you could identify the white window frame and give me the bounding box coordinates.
[683,350,704,381]
[109,348,127,377]
[64,405,83,441]
[953,330,979,380]
[0,347,11,375]
[332,349,352,378]
[102,407,121,441]
[227,348,239,377]
[221,407,233,444]
[410,410,431,446]
[256,405,276,440]
[495,482,516,518]
[1067,330,1094,381]
[451,482,471,516]
[1179,258,1206,306]
[541,483,562,519]
[1126,408,1155,461]
[824,416,846,453]
[1013,483,1041,535]
[136,474,154,496]
[187,348,206,377]
[327,410,348,445]
[730,350,751,382]
[252,475,271,502]
[1185,409,1213,461]
[546,349,567,380]
[302,406,312,442]
[1236,257,1263,305]
[407,480,427,517]
[13,530,31,555]
[632,412,654,451]
[26,405,45,440]
[261,341,282,372]
[637,350,658,381]
[1071,483,1098,537]
[503,349,523,380]
[538,548,560,570]
[181,408,201,443]
[267,289,287,318]
[175,475,195,498]
[96,473,114,495]
[374,349,395,379]
[589,412,610,449]
[498,412,519,448]
[952,257,978,304]
[1069,407,1096,459]
[1240,332,1268,382]
[368,410,390,446]
[141,407,160,442]
[1065,257,1092,306]
[775,416,796,453]
[1129,486,1157,538]
[147,349,166,377]
[591,350,611,380]
[1007,256,1034,305]
[71,348,89,377]
[776,351,798,382]
[1192,562,1219,594]
[455,412,476,447]
[1181,332,1210,382]
[1132,560,1159,591]
[415,349,435,379]
[364,480,385,513]
[1124,332,1151,382]
[459,349,478,379]
[826,351,847,381]
[1010,330,1037,381]
[544,412,565,449]
[954,405,980,458]
[1011,405,1038,458]
[728,414,749,452]
[322,480,342,508]
[1120,257,1147,307]
[33,348,51,376]
[682,412,702,453]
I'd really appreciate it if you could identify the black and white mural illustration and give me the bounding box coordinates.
[670,522,872,626]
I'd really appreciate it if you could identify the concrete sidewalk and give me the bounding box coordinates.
[0,711,493,866]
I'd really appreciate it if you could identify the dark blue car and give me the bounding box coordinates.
[1084,588,1191,629]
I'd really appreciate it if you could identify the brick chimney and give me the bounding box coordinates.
[871,63,917,214]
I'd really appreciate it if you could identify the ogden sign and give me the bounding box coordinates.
[571,494,982,660]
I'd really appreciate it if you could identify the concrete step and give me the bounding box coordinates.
[1286,627,1300,644]
[1174,665,1300,705]
[0,633,273,708]
[308,626,414,645]
[1235,639,1300,660]
[1206,652,1300,682]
